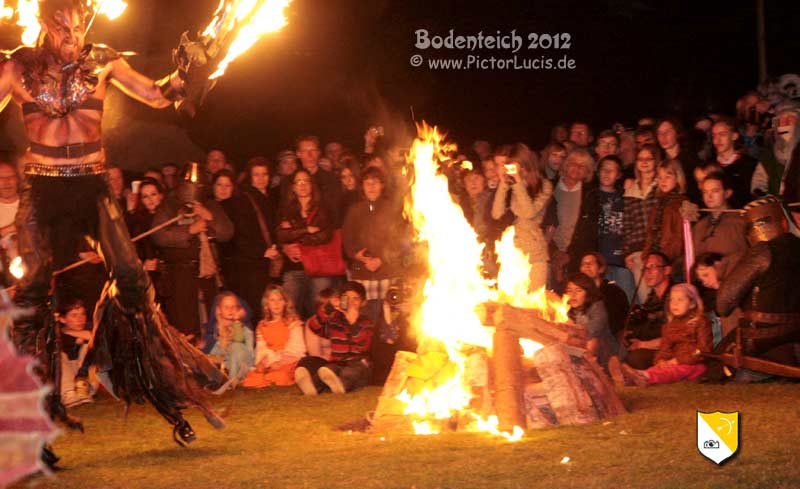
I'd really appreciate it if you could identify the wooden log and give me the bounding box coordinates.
[491,329,526,431]
[491,303,587,348]
[533,344,597,425]
[532,344,626,425]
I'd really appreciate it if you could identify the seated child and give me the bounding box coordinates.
[294,281,374,395]
[203,292,254,384]
[621,283,713,386]
[242,285,306,387]
[58,298,94,407]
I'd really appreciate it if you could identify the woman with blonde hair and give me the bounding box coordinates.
[642,159,689,271]
[242,285,306,387]
[547,148,597,286]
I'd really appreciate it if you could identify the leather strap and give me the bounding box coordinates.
[243,191,273,247]
[29,140,103,159]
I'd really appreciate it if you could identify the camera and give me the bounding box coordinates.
[703,440,719,449]
[385,281,415,306]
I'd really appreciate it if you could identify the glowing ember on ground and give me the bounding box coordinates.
[203,0,292,80]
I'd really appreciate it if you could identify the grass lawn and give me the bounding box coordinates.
[14,382,800,489]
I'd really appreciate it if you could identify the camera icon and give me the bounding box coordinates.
[703,440,720,449]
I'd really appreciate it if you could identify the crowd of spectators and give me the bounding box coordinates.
[3,85,800,403]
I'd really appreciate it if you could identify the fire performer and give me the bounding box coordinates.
[0,0,228,448]
[715,196,800,379]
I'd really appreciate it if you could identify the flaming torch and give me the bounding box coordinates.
[171,0,291,115]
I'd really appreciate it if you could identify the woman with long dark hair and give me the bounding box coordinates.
[215,166,281,319]
[565,272,623,370]
[276,169,339,319]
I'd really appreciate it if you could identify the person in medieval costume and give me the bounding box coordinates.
[0,0,227,453]
[751,101,800,205]
[715,196,800,380]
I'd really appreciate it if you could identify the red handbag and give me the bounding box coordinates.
[298,209,346,277]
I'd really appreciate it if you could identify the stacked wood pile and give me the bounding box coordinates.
[371,302,626,434]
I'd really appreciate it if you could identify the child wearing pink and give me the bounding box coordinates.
[622,283,713,386]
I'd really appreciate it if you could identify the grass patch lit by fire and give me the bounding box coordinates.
[16,382,800,489]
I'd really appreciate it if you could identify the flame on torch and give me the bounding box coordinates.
[2,0,127,46]
[201,0,291,80]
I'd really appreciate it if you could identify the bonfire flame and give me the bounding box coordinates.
[398,124,574,441]
[201,0,291,80]
[2,0,127,46]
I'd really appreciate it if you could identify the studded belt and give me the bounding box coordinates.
[24,161,107,177]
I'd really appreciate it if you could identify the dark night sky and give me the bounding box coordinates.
[2,0,800,167]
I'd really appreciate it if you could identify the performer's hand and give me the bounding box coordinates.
[189,219,208,235]
[143,258,159,271]
[355,248,369,262]
[192,201,213,221]
[306,226,320,234]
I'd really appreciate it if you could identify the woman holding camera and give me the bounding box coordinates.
[491,143,553,291]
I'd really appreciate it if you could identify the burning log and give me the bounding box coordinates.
[479,302,587,348]
[491,329,525,431]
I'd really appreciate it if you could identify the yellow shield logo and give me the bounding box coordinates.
[697,411,739,464]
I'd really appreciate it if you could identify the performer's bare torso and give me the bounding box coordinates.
[6,60,108,165]
[0,8,178,166]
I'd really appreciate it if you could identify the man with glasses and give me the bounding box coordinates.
[622,252,674,370]
[595,130,620,162]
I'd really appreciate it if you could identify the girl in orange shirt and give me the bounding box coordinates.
[242,285,306,387]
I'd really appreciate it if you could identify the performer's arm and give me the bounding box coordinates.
[0,59,17,114]
[108,58,182,109]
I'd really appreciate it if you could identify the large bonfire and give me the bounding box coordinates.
[391,124,573,441]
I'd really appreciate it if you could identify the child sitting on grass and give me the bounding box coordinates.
[58,298,94,407]
[621,283,713,386]
[203,292,254,384]
[242,285,306,387]
[294,282,374,395]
